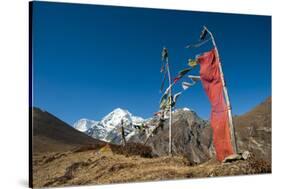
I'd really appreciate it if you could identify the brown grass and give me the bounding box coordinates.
[32,146,271,188]
[110,142,154,158]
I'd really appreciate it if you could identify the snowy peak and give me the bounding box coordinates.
[100,108,144,129]
[101,108,131,128]
[73,119,98,132]
[73,108,146,144]
[182,107,191,111]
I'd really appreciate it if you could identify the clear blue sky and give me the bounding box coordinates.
[32,2,271,125]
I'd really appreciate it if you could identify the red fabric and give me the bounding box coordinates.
[174,77,180,83]
[197,48,234,161]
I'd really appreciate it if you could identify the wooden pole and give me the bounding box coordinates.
[120,120,126,147]
[203,26,238,154]
[166,57,173,156]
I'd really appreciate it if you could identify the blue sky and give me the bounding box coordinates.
[32,2,271,125]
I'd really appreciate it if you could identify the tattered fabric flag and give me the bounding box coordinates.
[163,85,171,95]
[161,47,168,62]
[179,75,200,91]
[159,93,169,110]
[182,82,193,90]
[160,47,168,92]
[197,48,234,162]
[160,96,172,110]
[182,75,200,90]
[160,48,168,91]
[163,69,195,95]
[200,27,208,41]
[173,92,182,105]
[167,96,175,109]
[160,92,182,110]
[188,59,198,67]
[174,68,192,83]
[160,93,168,104]
[188,75,201,82]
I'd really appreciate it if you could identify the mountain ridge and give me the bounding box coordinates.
[32,107,104,153]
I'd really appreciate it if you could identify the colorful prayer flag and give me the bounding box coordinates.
[188,59,198,67]
[182,82,193,90]
[173,92,182,105]
[174,68,192,83]
[188,75,200,82]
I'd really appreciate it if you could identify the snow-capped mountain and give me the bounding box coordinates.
[73,119,98,132]
[100,108,144,129]
[73,108,146,144]
[74,119,107,139]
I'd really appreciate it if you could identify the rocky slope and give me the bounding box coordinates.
[234,97,271,162]
[130,108,213,163]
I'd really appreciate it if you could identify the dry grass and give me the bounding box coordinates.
[32,145,271,188]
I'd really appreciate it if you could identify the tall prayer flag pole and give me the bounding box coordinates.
[161,47,172,156]
[166,57,173,156]
[202,26,238,154]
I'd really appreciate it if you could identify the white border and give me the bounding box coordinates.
[0,0,279,189]
[34,0,272,16]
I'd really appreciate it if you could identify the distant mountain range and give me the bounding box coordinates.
[73,108,147,144]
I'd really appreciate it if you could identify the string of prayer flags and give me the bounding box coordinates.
[185,38,211,49]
